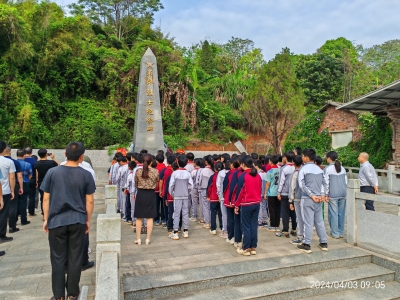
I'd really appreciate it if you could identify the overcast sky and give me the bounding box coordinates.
[55,0,400,60]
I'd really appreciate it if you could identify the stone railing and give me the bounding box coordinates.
[347,179,400,260]
[95,185,121,300]
[344,165,400,194]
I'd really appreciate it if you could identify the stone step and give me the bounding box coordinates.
[157,263,394,300]
[303,281,400,300]
[123,248,373,299]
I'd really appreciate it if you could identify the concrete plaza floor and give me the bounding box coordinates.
[0,186,105,300]
[0,184,396,300]
[120,204,352,279]
[120,198,398,278]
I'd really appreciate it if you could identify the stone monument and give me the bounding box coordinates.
[132,48,166,154]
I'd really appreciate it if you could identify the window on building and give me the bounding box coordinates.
[332,130,353,149]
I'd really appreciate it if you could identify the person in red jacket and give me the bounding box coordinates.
[207,162,223,235]
[234,156,262,256]
[229,156,245,248]
[161,155,176,233]
[223,159,240,245]
[155,154,166,226]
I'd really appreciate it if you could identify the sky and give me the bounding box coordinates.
[55,0,400,60]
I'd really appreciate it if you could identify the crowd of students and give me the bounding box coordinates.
[108,146,359,255]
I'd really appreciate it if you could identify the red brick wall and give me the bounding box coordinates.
[318,106,362,142]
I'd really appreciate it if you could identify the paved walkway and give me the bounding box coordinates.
[0,186,105,300]
[120,205,351,279]
[1,184,396,300]
[120,200,397,279]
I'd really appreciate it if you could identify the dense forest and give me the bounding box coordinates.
[1,0,400,159]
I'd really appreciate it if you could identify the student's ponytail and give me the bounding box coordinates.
[243,155,257,177]
[215,162,223,172]
[334,160,341,173]
[204,155,214,167]
[326,151,341,173]
[250,167,257,177]
[224,160,231,170]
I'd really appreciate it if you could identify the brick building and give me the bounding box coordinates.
[319,101,362,149]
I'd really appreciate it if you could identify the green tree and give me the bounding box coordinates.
[69,0,163,40]
[318,37,357,61]
[243,48,305,153]
[199,40,214,74]
[360,40,400,70]
[295,53,344,106]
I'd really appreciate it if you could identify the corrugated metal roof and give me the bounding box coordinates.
[336,79,400,113]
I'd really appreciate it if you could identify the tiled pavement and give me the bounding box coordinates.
[0,186,105,300]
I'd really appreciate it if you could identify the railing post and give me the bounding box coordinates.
[96,184,121,300]
[346,179,360,246]
[388,165,394,194]
[105,185,118,200]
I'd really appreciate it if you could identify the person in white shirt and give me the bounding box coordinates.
[0,169,5,256]
[0,141,16,243]
[216,160,229,239]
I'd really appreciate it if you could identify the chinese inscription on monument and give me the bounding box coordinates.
[132,48,166,154]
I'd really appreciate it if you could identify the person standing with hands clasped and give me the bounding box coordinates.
[41,142,95,300]
[358,152,378,211]
[235,156,262,256]
[297,148,328,254]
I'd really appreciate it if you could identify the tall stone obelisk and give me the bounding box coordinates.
[132,48,166,154]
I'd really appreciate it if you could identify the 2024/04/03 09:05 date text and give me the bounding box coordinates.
[311,281,385,289]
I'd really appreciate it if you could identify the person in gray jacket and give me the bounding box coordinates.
[197,156,214,229]
[324,151,347,239]
[358,152,378,211]
[169,156,193,240]
[288,155,304,245]
[297,148,328,254]
[277,151,296,238]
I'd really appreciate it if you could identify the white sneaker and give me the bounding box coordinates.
[170,233,179,240]
[209,230,217,235]
[237,248,251,256]
[183,231,189,238]
[189,217,197,222]
[234,242,242,248]
[203,223,210,229]
[227,238,235,245]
